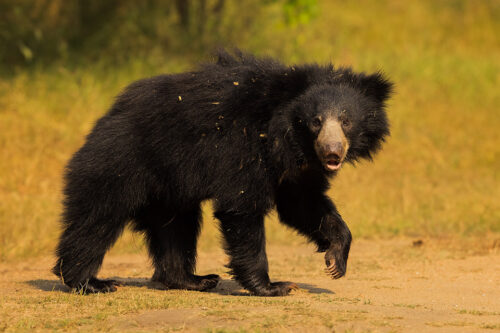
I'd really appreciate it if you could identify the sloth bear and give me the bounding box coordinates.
[53,50,392,296]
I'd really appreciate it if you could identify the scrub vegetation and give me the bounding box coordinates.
[1,0,498,260]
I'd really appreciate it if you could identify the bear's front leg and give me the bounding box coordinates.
[215,211,298,296]
[276,180,352,279]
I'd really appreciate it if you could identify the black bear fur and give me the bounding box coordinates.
[53,49,393,296]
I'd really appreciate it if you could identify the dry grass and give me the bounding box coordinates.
[0,0,499,263]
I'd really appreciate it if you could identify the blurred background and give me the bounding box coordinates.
[0,0,498,261]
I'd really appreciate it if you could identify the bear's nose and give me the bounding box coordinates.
[324,142,344,160]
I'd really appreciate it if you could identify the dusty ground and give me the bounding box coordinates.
[1,239,499,332]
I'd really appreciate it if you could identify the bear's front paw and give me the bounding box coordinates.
[324,243,349,279]
[252,281,299,296]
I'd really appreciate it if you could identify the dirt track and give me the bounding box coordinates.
[1,239,499,332]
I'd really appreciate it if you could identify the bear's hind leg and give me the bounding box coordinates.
[53,213,127,294]
[140,204,219,291]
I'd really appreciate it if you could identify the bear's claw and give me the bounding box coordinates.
[324,244,348,280]
[325,263,343,279]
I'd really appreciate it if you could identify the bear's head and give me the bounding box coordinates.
[289,71,393,174]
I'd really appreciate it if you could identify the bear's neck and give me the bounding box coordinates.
[265,114,309,183]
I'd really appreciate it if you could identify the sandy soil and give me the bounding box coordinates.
[1,238,499,332]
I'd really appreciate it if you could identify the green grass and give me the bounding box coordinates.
[0,0,499,261]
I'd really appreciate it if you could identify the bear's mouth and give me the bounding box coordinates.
[325,155,342,171]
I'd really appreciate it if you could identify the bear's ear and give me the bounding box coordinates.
[215,49,239,67]
[357,72,394,105]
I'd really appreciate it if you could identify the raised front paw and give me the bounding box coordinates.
[324,237,351,279]
[252,281,299,296]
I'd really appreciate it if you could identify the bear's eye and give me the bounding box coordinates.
[312,116,322,128]
[341,118,351,129]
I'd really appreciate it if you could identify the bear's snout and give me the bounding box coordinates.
[314,118,348,171]
[324,142,344,170]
